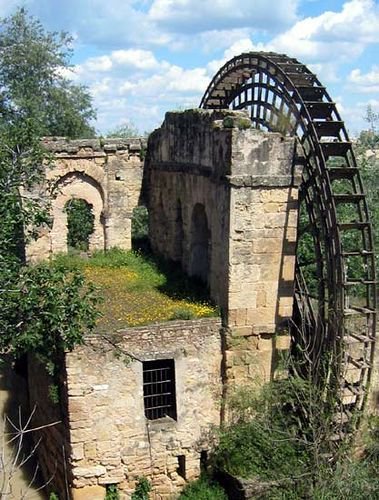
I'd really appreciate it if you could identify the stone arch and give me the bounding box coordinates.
[189,203,211,284]
[50,172,105,254]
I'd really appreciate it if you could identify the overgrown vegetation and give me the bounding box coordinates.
[0,9,99,373]
[178,475,227,500]
[131,477,151,500]
[65,198,95,251]
[105,484,120,500]
[131,205,149,242]
[54,248,217,330]
[205,366,379,499]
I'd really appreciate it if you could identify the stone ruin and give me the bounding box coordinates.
[25,108,305,499]
[26,137,145,260]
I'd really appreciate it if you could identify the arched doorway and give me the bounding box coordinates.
[50,172,105,254]
[64,198,95,252]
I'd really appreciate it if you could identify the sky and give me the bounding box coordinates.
[2,0,379,136]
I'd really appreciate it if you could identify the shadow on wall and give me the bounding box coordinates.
[189,203,211,285]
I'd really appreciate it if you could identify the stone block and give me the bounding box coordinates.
[72,485,105,500]
[73,465,107,478]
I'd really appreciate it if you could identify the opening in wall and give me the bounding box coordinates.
[64,198,94,252]
[131,205,149,251]
[200,450,208,472]
[177,455,186,479]
[143,359,177,420]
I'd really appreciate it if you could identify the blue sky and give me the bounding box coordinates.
[3,0,379,135]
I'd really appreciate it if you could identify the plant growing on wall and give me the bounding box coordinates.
[131,477,151,500]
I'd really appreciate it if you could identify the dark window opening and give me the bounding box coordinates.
[143,359,177,420]
[200,450,208,472]
[177,455,186,479]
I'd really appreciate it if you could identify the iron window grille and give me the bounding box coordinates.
[143,359,177,420]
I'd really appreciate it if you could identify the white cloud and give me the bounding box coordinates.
[148,0,299,34]
[207,38,261,75]
[111,49,159,69]
[76,49,159,79]
[266,0,379,62]
[349,66,379,93]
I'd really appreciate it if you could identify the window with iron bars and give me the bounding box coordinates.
[143,359,177,420]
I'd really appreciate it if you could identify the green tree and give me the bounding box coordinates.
[0,9,99,373]
[65,198,95,251]
[364,104,379,134]
[0,8,96,138]
[106,122,150,138]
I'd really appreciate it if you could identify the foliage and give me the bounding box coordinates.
[65,198,95,251]
[131,477,151,500]
[49,493,59,500]
[0,260,99,373]
[364,104,379,133]
[0,8,96,138]
[309,460,379,500]
[179,475,227,500]
[131,205,149,241]
[0,8,100,377]
[170,307,195,320]
[209,368,379,499]
[105,484,120,500]
[213,378,313,481]
[106,122,145,138]
[53,248,217,330]
[355,131,379,273]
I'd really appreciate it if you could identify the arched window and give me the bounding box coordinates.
[189,203,211,284]
[64,198,95,252]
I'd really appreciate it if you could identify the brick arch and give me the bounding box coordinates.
[50,172,105,253]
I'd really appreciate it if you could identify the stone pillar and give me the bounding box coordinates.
[225,131,301,385]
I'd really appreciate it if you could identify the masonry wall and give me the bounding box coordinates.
[64,318,222,500]
[146,110,300,385]
[26,138,145,261]
[28,355,71,497]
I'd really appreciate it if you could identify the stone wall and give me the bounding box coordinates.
[26,138,145,260]
[146,110,300,384]
[64,318,222,499]
[28,355,71,497]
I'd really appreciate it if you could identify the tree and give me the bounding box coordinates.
[0,9,99,374]
[364,104,379,134]
[106,122,150,138]
[0,8,96,139]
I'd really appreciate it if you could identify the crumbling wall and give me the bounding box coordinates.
[26,138,145,260]
[64,318,222,500]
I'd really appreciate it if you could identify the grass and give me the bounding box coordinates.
[53,248,218,332]
[178,475,227,500]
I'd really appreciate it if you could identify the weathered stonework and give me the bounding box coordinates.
[63,318,221,499]
[146,110,300,383]
[28,110,304,499]
[26,138,145,260]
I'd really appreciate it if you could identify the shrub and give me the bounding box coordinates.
[105,484,120,500]
[131,477,151,500]
[131,206,149,241]
[179,476,227,500]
